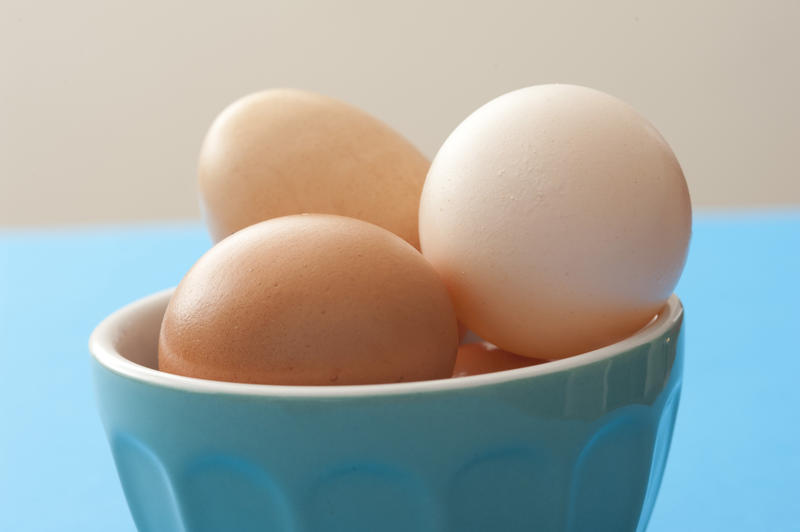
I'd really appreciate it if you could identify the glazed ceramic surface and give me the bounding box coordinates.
[90,289,684,532]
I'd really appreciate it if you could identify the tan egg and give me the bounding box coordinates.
[158,214,458,385]
[452,342,545,378]
[457,322,469,343]
[420,84,692,359]
[198,89,429,246]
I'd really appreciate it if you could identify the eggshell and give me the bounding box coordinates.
[419,84,691,359]
[158,214,458,385]
[457,322,469,342]
[198,89,429,246]
[452,342,545,377]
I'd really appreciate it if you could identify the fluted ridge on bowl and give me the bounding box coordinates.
[101,375,681,532]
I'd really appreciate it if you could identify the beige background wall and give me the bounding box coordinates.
[2,0,798,227]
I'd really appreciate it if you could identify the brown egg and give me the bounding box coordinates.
[158,215,458,385]
[452,342,545,378]
[198,89,430,246]
[457,322,469,343]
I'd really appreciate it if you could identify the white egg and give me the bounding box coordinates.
[419,84,691,359]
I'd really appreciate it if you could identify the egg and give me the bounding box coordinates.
[158,214,458,385]
[419,84,691,360]
[457,322,469,342]
[198,89,429,246]
[452,342,545,377]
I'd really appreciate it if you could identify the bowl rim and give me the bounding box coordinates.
[89,289,683,398]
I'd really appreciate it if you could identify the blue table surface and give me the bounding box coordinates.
[1,210,799,531]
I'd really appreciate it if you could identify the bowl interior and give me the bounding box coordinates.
[114,290,166,370]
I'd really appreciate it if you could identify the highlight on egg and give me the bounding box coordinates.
[419,84,691,360]
[158,214,459,386]
[198,89,429,247]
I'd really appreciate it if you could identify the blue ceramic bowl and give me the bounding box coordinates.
[90,289,684,532]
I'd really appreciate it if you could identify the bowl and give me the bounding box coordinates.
[90,289,684,532]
